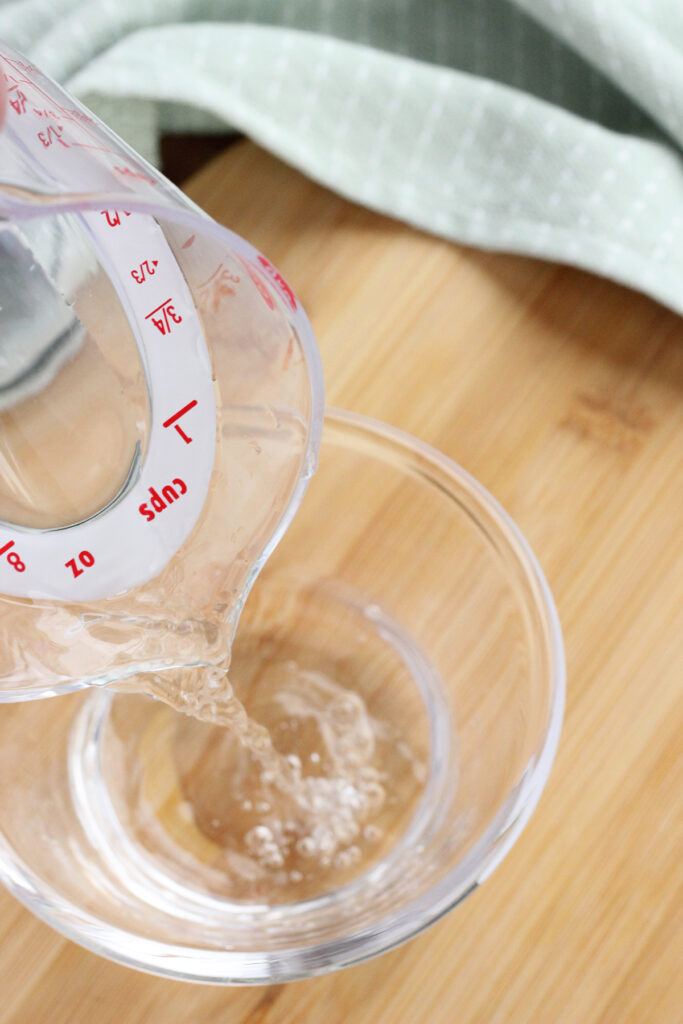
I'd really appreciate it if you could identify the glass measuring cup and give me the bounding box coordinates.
[0,44,324,700]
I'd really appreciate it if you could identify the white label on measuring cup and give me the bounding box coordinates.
[0,210,217,601]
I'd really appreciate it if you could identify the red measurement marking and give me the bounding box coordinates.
[3,57,108,156]
[37,123,68,149]
[2,56,37,79]
[163,400,198,444]
[131,259,159,284]
[256,254,298,311]
[0,55,35,85]
[198,263,240,313]
[114,165,156,185]
[33,106,73,121]
[0,540,26,573]
[145,298,183,336]
[198,264,240,290]
[70,143,114,154]
[65,550,95,579]
[239,257,275,310]
[283,335,295,370]
[34,99,110,149]
[100,210,131,228]
[66,107,97,126]
[181,235,196,249]
[138,478,187,523]
[9,90,27,115]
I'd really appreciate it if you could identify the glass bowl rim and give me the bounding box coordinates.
[0,407,565,984]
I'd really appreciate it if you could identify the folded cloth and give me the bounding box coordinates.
[1,0,682,314]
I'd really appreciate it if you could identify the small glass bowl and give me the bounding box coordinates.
[0,409,564,983]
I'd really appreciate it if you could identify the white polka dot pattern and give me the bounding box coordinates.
[1,0,681,314]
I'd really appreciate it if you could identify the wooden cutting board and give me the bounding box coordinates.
[0,141,680,1024]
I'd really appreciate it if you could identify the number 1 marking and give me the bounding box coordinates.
[163,399,198,444]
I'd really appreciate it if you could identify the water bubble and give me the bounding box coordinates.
[363,824,383,843]
[332,819,358,846]
[317,831,336,856]
[333,850,352,870]
[362,781,385,812]
[340,784,363,811]
[245,825,274,853]
[330,697,359,725]
[262,848,284,869]
[296,836,317,858]
[245,824,285,869]
[177,802,194,823]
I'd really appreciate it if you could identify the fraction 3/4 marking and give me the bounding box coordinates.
[145,298,183,336]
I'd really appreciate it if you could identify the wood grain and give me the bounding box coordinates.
[0,141,681,1023]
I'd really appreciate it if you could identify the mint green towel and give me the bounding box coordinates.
[2,1,682,314]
